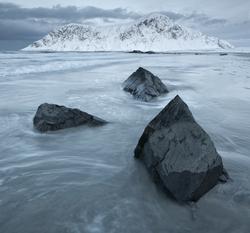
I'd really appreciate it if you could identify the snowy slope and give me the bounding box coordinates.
[23,14,233,52]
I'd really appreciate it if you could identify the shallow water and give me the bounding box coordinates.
[0,51,250,233]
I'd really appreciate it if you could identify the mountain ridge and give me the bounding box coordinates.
[23,13,233,52]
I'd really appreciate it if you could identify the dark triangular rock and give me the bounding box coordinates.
[33,103,107,132]
[123,67,168,102]
[134,95,227,202]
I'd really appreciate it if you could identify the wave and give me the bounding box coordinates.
[0,60,91,78]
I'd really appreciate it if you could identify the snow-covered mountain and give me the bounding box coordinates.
[23,14,233,52]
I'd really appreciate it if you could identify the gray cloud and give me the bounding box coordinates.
[0,19,53,40]
[0,2,140,41]
[0,3,140,20]
[158,11,227,26]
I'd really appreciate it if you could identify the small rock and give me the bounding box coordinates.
[129,50,156,54]
[145,51,156,54]
[33,103,107,132]
[134,95,227,202]
[122,67,168,102]
[129,50,144,54]
[220,53,228,56]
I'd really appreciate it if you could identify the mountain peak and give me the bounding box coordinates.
[141,13,171,22]
[134,13,172,29]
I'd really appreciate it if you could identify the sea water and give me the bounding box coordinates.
[0,51,250,233]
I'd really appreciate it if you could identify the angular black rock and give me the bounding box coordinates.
[134,95,227,202]
[122,67,168,102]
[33,103,107,132]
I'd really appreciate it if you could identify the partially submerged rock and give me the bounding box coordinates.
[220,53,228,56]
[134,95,227,202]
[129,50,144,54]
[129,50,156,54]
[33,103,107,132]
[123,67,168,102]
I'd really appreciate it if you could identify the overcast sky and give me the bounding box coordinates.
[4,0,250,20]
[0,0,249,49]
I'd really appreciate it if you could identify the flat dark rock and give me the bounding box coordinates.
[129,50,144,54]
[33,103,107,132]
[129,50,156,54]
[134,95,227,202]
[123,67,168,102]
